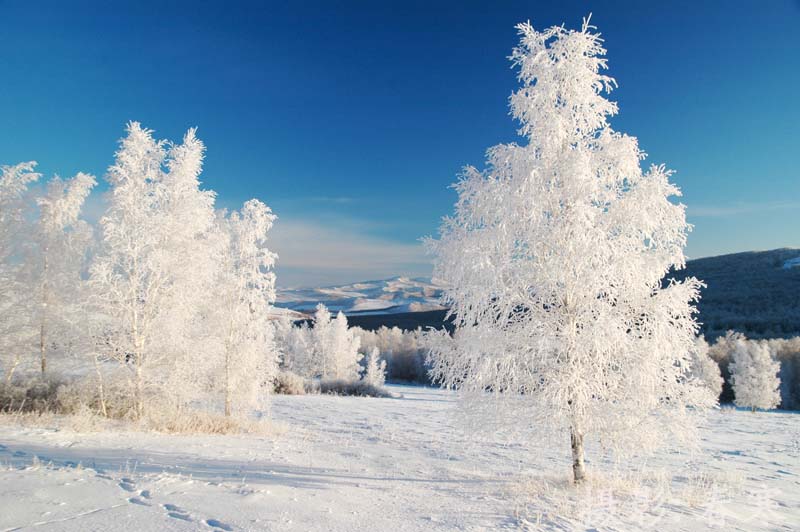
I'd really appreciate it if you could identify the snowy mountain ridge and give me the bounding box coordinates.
[275,277,445,316]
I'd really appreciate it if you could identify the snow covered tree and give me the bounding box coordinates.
[311,303,333,378]
[310,304,361,380]
[90,122,217,418]
[0,162,40,382]
[212,199,278,417]
[27,173,96,376]
[362,346,386,387]
[729,339,781,412]
[425,18,712,483]
[328,311,362,380]
[690,336,723,402]
[275,318,314,377]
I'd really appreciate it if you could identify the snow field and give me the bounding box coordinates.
[1,385,798,531]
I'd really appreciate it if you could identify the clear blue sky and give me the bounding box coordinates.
[1,0,798,287]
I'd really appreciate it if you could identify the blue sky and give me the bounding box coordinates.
[1,1,798,287]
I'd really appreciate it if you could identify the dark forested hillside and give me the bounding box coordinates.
[669,248,800,339]
[347,249,800,340]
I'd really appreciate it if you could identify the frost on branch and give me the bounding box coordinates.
[425,17,713,482]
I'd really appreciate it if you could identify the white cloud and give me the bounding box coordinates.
[269,216,432,288]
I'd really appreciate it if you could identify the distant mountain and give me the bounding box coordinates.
[275,277,446,316]
[276,249,800,339]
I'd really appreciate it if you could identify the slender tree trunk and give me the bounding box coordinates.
[134,347,144,420]
[570,427,586,484]
[224,348,231,417]
[40,253,48,377]
[4,355,21,385]
[40,322,46,376]
[93,354,108,417]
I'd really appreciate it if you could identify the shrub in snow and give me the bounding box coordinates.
[0,375,67,414]
[318,378,391,398]
[362,347,387,387]
[425,17,712,483]
[690,337,723,402]
[273,370,307,395]
[729,339,781,412]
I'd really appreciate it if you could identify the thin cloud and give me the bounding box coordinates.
[688,200,800,218]
[269,216,432,288]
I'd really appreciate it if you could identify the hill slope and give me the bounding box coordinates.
[276,249,800,339]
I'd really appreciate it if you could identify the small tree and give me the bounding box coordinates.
[426,18,712,483]
[328,311,362,380]
[690,337,723,402]
[729,339,781,412]
[312,303,333,378]
[213,199,278,417]
[362,346,387,387]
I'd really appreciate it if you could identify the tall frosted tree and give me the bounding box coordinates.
[28,173,96,376]
[212,199,278,417]
[729,339,781,412]
[311,303,333,378]
[0,162,40,382]
[90,123,217,418]
[426,18,712,483]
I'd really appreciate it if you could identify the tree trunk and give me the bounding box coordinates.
[224,348,232,417]
[40,252,48,377]
[570,427,586,484]
[40,322,46,377]
[134,357,144,420]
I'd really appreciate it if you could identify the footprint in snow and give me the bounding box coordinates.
[118,480,136,492]
[139,489,151,499]
[163,503,193,522]
[128,497,150,506]
[206,519,233,531]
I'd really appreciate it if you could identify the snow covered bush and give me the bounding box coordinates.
[273,370,308,395]
[425,17,713,483]
[729,339,781,412]
[317,378,391,398]
[362,347,387,387]
[690,337,723,402]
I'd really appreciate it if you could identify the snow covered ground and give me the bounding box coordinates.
[1,385,797,531]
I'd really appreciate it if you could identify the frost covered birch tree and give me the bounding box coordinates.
[691,336,723,401]
[362,346,386,387]
[0,162,40,382]
[90,123,217,418]
[212,200,278,417]
[729,339,781,412]
[426,18,712,483]
[28,173,96,376]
